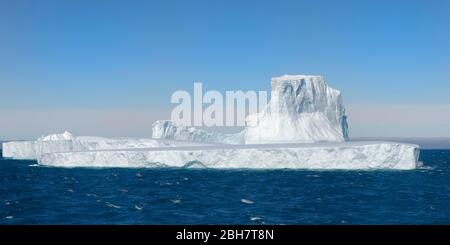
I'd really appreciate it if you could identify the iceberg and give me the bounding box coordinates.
[2,74,421,170]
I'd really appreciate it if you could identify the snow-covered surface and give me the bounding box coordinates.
[152,120,244,144]
[153,75,348,144]
[38,142,420,170]
[38,131,74,141]
[72,136,210,151]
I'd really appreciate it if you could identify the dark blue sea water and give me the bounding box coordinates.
[1,149,450,224]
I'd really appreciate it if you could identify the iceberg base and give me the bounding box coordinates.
[38,142,420,170]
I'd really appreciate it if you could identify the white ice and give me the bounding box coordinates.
[2,74,420,170]
[153,75,348,144]
[2,133,210,160]
[37,141,420,170]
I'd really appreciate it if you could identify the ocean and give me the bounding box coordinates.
[1,149,449,224]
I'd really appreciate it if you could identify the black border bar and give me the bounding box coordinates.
[1,225,450,243]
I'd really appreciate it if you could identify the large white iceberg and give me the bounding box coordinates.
[2,74,421,170]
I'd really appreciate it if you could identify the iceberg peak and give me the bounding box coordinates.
[38,131,74,141]
[270,74,324,83]
[245,74,348,143]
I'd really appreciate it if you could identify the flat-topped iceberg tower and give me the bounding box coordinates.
[2,74,421,170]
[246,75,348,144]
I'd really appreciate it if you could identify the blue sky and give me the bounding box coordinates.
[1,0,450,139]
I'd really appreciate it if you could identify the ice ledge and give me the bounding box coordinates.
[270,74,324,83]
[1,133,212,160]
[37,141,420,170]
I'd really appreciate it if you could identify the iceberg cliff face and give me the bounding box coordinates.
[2,141,37,160]
[245,75,348,143]
[2,132,75,160]
[153,75,349,144]
[38,142,420,170]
